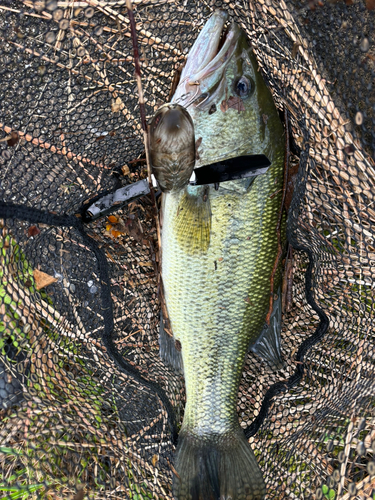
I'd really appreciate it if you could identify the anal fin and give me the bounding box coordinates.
[250,288,284,370]
[158,312,184,374]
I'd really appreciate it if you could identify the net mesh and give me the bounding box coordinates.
[0,0,374,498]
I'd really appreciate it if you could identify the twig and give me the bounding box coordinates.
[0,3,51,20]
[126,0,171,331]
[93,1,182,56]
[266,106,290,324]
[340,476,375,500]
[125,0,155,232]
[282,245,294,313]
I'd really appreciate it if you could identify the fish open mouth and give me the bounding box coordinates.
[173,11,240,107]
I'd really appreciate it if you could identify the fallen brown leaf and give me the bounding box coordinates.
[72,490,85,500]
[7,131,19,147]
[121,164,130,176]
[27,225,41,238]
[124,216,144,243]
[33,269,58,290]
[111,96,124,113]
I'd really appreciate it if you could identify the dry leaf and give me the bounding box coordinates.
[127,201,139,212]
[33,269,58,290]
[124,216,144,243]
[27,225,41,237]
[122,164,130,176]
[291,42,301,59]
[138,261,153,267]
[105,216,128,239]
[72,490,85,500]
[7,131,19,147]
[111,97,124,113]
[151,454,158,466]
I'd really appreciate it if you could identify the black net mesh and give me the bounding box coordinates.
[0,0,375,499]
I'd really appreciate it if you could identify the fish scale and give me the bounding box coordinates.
[162,155,284,436]
[152,9,285,500]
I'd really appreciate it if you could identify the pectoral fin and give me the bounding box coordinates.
[158,312,184,374]
[174,188,211,254]
[250,288,284,370]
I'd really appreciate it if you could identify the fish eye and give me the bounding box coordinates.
[235,76,253,98]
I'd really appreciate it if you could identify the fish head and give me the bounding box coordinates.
[172,10,283,168]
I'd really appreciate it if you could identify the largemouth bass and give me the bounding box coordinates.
[150,10,285,500]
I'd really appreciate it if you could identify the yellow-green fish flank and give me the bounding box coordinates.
[155,10,285,500]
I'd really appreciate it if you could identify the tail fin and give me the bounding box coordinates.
[173,428,266,500]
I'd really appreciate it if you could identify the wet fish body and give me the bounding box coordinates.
[151,11,285,500]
